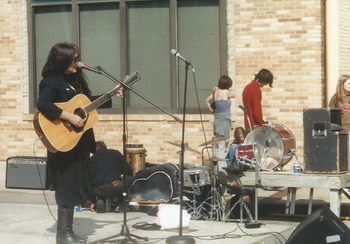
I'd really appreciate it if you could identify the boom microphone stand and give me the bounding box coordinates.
[91,66,181,243]
[166,50,196,244]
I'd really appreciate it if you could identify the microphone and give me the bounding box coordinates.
[239,105,248,113]
[170,49,191,65]
[77,62,101,74]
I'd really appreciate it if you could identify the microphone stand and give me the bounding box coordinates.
[166,61,195,244]
[94,66,181,244]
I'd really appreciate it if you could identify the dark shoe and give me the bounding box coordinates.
[96,199,106,213]
[56,206,86,244]
[56,232,86,244]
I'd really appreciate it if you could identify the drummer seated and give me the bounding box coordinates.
[89,141,133,213]
[226,127,246,172]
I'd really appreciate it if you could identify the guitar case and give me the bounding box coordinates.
[128,163,179,203]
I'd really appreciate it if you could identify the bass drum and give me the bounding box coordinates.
[244,124,296,170]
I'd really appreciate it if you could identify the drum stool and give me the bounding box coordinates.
[225,184,254,223]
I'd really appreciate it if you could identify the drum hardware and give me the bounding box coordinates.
[235,144,266,223]
[166,141,201,155]
[224,186,254,223]
[180,167,225,221]
[207,171,225,221]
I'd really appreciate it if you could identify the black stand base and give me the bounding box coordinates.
[166,235,196,244]
[98,224,148,243]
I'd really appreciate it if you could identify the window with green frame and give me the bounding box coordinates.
[28,0,227,114]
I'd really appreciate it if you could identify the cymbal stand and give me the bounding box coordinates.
[198,165,224,221]
[251,146,268,222]
[208,171,225,221]
[253,158,261,221]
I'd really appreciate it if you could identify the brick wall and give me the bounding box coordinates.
[0,0,345,170]
[339,0,350,74]
[0,0,33,159]
[231,0,325,167]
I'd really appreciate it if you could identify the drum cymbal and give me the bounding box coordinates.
[165,141,201,155]
[198,137,229,147]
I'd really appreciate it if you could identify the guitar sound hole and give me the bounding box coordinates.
[73,107,87,132]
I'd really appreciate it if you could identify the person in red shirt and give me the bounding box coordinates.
[242,68,273,131]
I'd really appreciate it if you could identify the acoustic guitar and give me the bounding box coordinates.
[33,72,140,153]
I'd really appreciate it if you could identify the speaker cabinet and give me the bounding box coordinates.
[6,156,49,190]
[286,205,350,244]
[303,108,350,173]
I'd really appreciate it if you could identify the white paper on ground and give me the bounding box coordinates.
[156,204,191,230]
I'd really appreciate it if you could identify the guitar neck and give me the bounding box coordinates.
[85,88,118,113]
[84,72,140,113]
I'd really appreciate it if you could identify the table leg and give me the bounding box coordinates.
[286,188,291,214]
[329,188,342,217]
[286,187,296,214]
[290,188,296,214]
[307,188,314,215]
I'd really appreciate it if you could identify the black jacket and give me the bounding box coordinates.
[37,75,110,206]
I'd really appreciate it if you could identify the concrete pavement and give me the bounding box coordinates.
[1,160,350,243]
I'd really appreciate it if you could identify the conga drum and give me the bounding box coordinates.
[126,144,147,176]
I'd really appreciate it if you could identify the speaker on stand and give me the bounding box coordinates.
[303,108,350,173]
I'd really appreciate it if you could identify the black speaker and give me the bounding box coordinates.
[6,156,49,190]
[286,205,350,244]
[303,108,350,173]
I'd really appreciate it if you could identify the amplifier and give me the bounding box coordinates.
[6,156,49,190]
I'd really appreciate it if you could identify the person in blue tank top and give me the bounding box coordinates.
[206,75,235,169]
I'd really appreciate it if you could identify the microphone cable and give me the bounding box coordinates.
[191,69,212,161]
[32,136,57,222]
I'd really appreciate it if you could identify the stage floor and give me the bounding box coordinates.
[0,202,297,244]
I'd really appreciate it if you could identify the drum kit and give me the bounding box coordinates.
[129,123,297,222]
[167,122,297,222]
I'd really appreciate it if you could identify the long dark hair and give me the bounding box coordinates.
[42,42,91,96]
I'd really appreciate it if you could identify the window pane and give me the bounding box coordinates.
[79,3,121,108]
[177,0,220,109]
[34,6,72,93]
[128,1,171,108]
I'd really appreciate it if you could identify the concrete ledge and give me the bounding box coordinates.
[0,189,55,204]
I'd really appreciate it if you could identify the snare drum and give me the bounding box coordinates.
[236,143,257,159]
[184,166,213,187]
[126,144,147,176]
